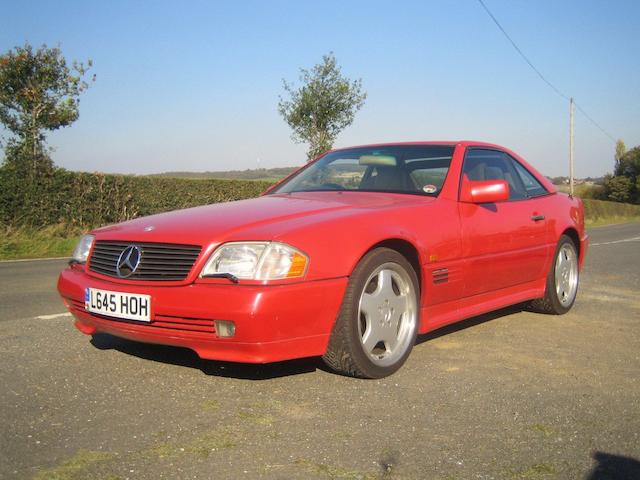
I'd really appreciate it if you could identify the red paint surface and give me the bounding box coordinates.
[57,142,588,363]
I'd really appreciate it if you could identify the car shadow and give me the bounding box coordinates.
[90,333,324,380]
[89,303,527,380]
[585,451,640,480]
[416,303,525,345]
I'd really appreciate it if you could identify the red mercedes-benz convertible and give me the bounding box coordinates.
[58,141,587,378]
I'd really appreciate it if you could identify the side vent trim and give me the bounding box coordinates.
[432,268,449,284]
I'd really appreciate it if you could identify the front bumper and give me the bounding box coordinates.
[57,266,348,363]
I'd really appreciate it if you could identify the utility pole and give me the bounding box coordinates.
[569,97,575,197]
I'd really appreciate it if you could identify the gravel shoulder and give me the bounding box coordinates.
[1,223,639,480]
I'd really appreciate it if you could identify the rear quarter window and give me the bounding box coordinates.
[512,161,548,197]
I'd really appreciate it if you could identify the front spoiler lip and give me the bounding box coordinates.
[69,310,330,364]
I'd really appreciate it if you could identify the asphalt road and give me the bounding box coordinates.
[1,223,639,480]
[0,258,69,322]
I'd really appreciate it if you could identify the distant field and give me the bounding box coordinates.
[149,167,299,182]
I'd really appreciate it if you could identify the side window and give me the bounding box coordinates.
[462,149,527,200]
[512,160,548,197]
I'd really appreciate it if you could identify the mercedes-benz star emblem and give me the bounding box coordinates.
[116,245,142,278]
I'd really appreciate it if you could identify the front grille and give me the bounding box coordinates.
[89,241,202,281]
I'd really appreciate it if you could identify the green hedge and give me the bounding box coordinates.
[2,165,638,231]
[0,166,274,228]
[583,198,640,224]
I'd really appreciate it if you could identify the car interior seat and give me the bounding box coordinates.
[361,166,405,191]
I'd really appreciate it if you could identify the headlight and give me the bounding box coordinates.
[71,234,95,263]
[201,242,308,281]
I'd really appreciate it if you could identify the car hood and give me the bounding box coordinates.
[93,192,432,246]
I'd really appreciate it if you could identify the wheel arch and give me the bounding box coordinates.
[561,227,581,258]
[361,238,422,292]
[323,239,422,378]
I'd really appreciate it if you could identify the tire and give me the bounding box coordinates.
[529,235,579,315]
[322,248,420,378]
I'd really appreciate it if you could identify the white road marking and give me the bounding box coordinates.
[36,312,72,320]
[591,236,640,247]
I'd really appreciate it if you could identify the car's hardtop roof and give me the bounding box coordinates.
[327,140,507,153]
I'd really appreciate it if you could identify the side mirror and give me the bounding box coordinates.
[460,179,509,204]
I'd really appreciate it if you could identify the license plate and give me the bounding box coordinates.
[85,288,151,322]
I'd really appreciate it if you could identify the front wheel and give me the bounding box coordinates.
[322,248,419,378]
[529,235,579,315]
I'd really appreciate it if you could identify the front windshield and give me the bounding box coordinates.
[271,145,455,196]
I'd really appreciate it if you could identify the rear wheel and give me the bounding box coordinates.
[322,248,419,378]
[529,235,579,315]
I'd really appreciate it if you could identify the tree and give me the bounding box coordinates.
[604,144,640,204]
[616,146,640,179]
[0,43,93,175]
[614,139,627,176]
[603,175,633,203]
[278,53,366,161]
[621,146,640,203]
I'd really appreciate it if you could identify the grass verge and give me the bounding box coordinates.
[0,224,84,260]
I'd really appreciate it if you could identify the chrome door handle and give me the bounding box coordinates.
[531,214,545,221]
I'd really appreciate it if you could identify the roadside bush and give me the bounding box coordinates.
[0,166,274,229]
[583,198,640,224]
[575,183,606,200]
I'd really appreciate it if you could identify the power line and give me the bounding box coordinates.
[476,0,616,142]
[476,0,568,101]
[573,103,616,142]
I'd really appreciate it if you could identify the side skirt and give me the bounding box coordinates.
[419,278,546,334]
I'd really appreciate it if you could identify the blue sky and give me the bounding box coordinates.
[1,0,638,177]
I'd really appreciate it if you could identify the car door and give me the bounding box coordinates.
[459,148,551,297]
